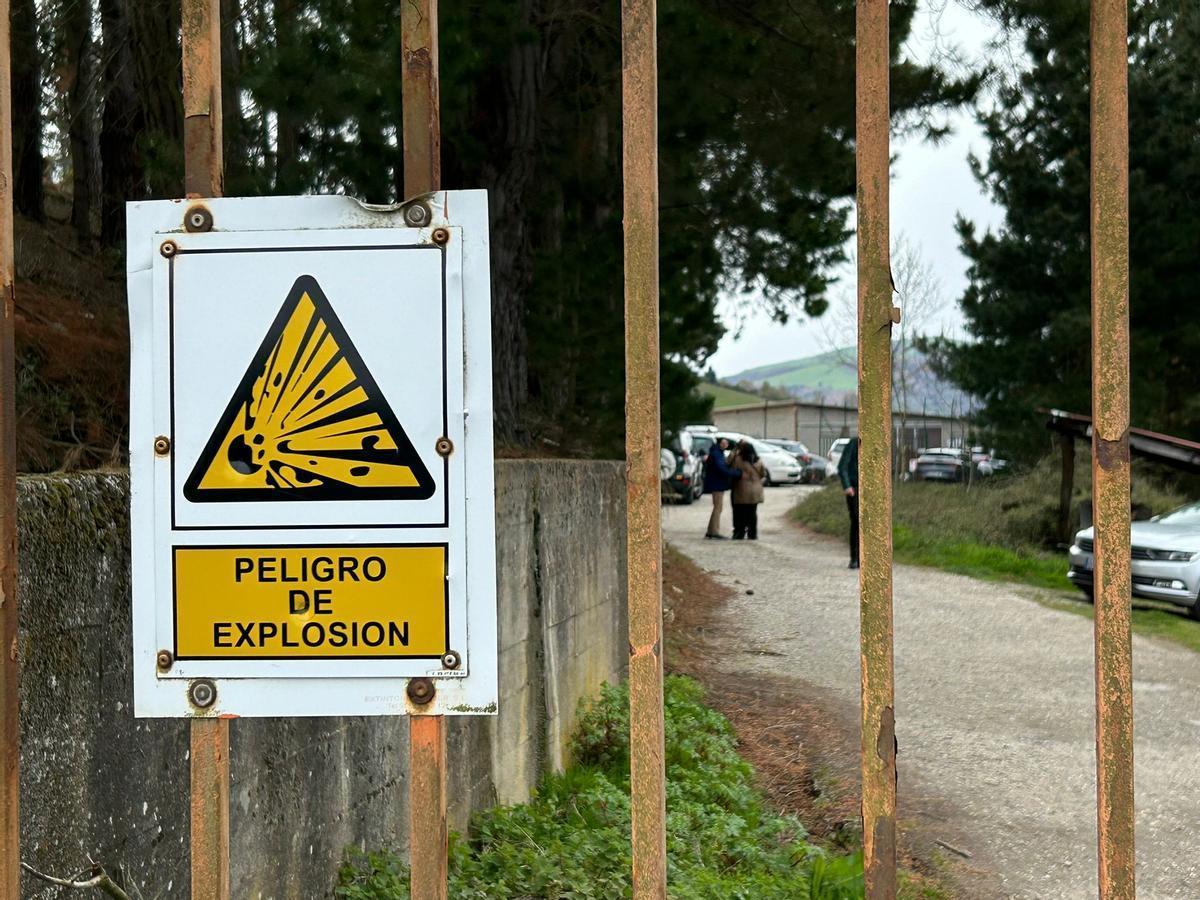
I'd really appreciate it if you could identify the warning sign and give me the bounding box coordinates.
[127,192,497,718]
[173,545,447,659]
[185,276,434,502]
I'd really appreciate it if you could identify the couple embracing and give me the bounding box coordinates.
[702,437,765,541]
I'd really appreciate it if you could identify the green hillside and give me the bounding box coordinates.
[697,382,764,409]
[727,348,857,395]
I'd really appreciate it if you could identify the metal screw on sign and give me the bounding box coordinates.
[431,227,450,245]
[185,205,214,233]
[404,203,431,227]
[157,650,174,672]
[160,240,178,258]
[441,651,461,670]
[154,436,171,457]
[435,437,454,457]
[407,678,436,705]
[189,679,217,709]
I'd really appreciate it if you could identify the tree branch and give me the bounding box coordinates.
[21,861,132,900]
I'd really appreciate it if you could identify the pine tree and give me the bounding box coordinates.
[929,1,1200,460]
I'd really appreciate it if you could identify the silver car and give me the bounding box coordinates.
[1068,501,1200,619]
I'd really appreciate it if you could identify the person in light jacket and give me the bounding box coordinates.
[730,440,766,540]
[702,437,740,539]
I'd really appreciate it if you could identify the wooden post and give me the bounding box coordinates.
[1090,0,1135,896]
[856,0,897,895]
[621,0,666,897]
[401,3,449,899]
[1058,431,1075,545]
[0,2,20,896]
[182,3,230,898]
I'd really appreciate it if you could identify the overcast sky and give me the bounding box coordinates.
[709,1,1011,377]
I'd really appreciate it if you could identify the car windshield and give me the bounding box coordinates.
[1157,502,1200,526]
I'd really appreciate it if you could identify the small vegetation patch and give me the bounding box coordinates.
[337,677,865,899]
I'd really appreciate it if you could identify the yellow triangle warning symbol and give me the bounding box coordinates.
[184,275,435,502]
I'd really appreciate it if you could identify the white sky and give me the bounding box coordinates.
[710,1,1010,377]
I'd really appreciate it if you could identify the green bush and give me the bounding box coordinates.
[337,676,864,899]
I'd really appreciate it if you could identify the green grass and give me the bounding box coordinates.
[338,677,868,899]
[793,462,1200,654]
[697,381,766,409]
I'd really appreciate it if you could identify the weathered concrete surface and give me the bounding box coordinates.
[17,461,627,898]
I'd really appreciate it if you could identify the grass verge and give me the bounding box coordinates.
[794,480,1200,654]
[337,676,866,899]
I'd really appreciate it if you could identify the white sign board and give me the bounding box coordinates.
[127,192,497,717]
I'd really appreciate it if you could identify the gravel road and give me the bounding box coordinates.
[663,484,1200,899]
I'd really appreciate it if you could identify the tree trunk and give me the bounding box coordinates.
[273,0,301,193]
[11,0,44,220]
[221,0,248,190]
[65,0,97,240]
[99,0,141,243]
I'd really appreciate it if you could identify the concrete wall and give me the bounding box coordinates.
[17,461,627,899]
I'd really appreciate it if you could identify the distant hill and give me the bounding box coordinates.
[697,381,766,409]
[721,346,970,417]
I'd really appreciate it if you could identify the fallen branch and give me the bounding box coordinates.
[21,862,132,900]
[933,838,973,860]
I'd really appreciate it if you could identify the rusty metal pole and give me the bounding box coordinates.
[856,1,897,896]
[182,3,230,899]
[1090,0,1135,896]
[401,3,449,899]
[622,0,666,897]
[0,3,19,897]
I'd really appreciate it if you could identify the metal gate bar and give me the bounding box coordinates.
[0,2,19,895]
[401,2,450,898]
[621,0,667,896]
[855,1,897,895]
[181,2,232,898]
[1090,0,1135,896]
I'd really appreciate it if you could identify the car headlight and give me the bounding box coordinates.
[1144,549,1199,562]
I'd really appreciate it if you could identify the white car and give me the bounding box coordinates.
[714,433,804,486]
[1068,501,1200,619]
[825,437,851,479]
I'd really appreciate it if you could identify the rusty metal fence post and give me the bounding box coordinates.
[0,2,19,896]
[855,0,897,896]
[1090,0,1135,896]
[401,2,450,898]
[621,0,666,897]
[182,2,231,898]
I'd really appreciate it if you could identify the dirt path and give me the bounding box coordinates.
[663,485,1200,899]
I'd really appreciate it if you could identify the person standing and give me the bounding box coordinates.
[730,440,766,540]
[837,436,860,568]
[703,437,740,539]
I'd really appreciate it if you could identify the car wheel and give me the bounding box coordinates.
[679,485,694,505]
[763,471,773,488]
[1189,597,1200,622]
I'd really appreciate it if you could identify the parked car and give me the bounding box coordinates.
[765,439,827,483]
[714,432,804,486]
[1068,501,1200,619]
[970,446,1009,477]
[912,447,968,483]
[825,437,851,479]
[661,428,705,504]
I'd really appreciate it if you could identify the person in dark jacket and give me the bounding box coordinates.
[837,436,860,568]
[703,437,741,539]
[730,440,766,540]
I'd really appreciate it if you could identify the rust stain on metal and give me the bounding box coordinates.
[182,0,223,198]
[0,4,20,895]
[190,718,231,900]
[1090,2,1135,895]
[182,3,229,897]
[409,715,449,900]
[622,1,667,897]
[402,5,451,897]
[856,1,897,897]
[401,0,441,198]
